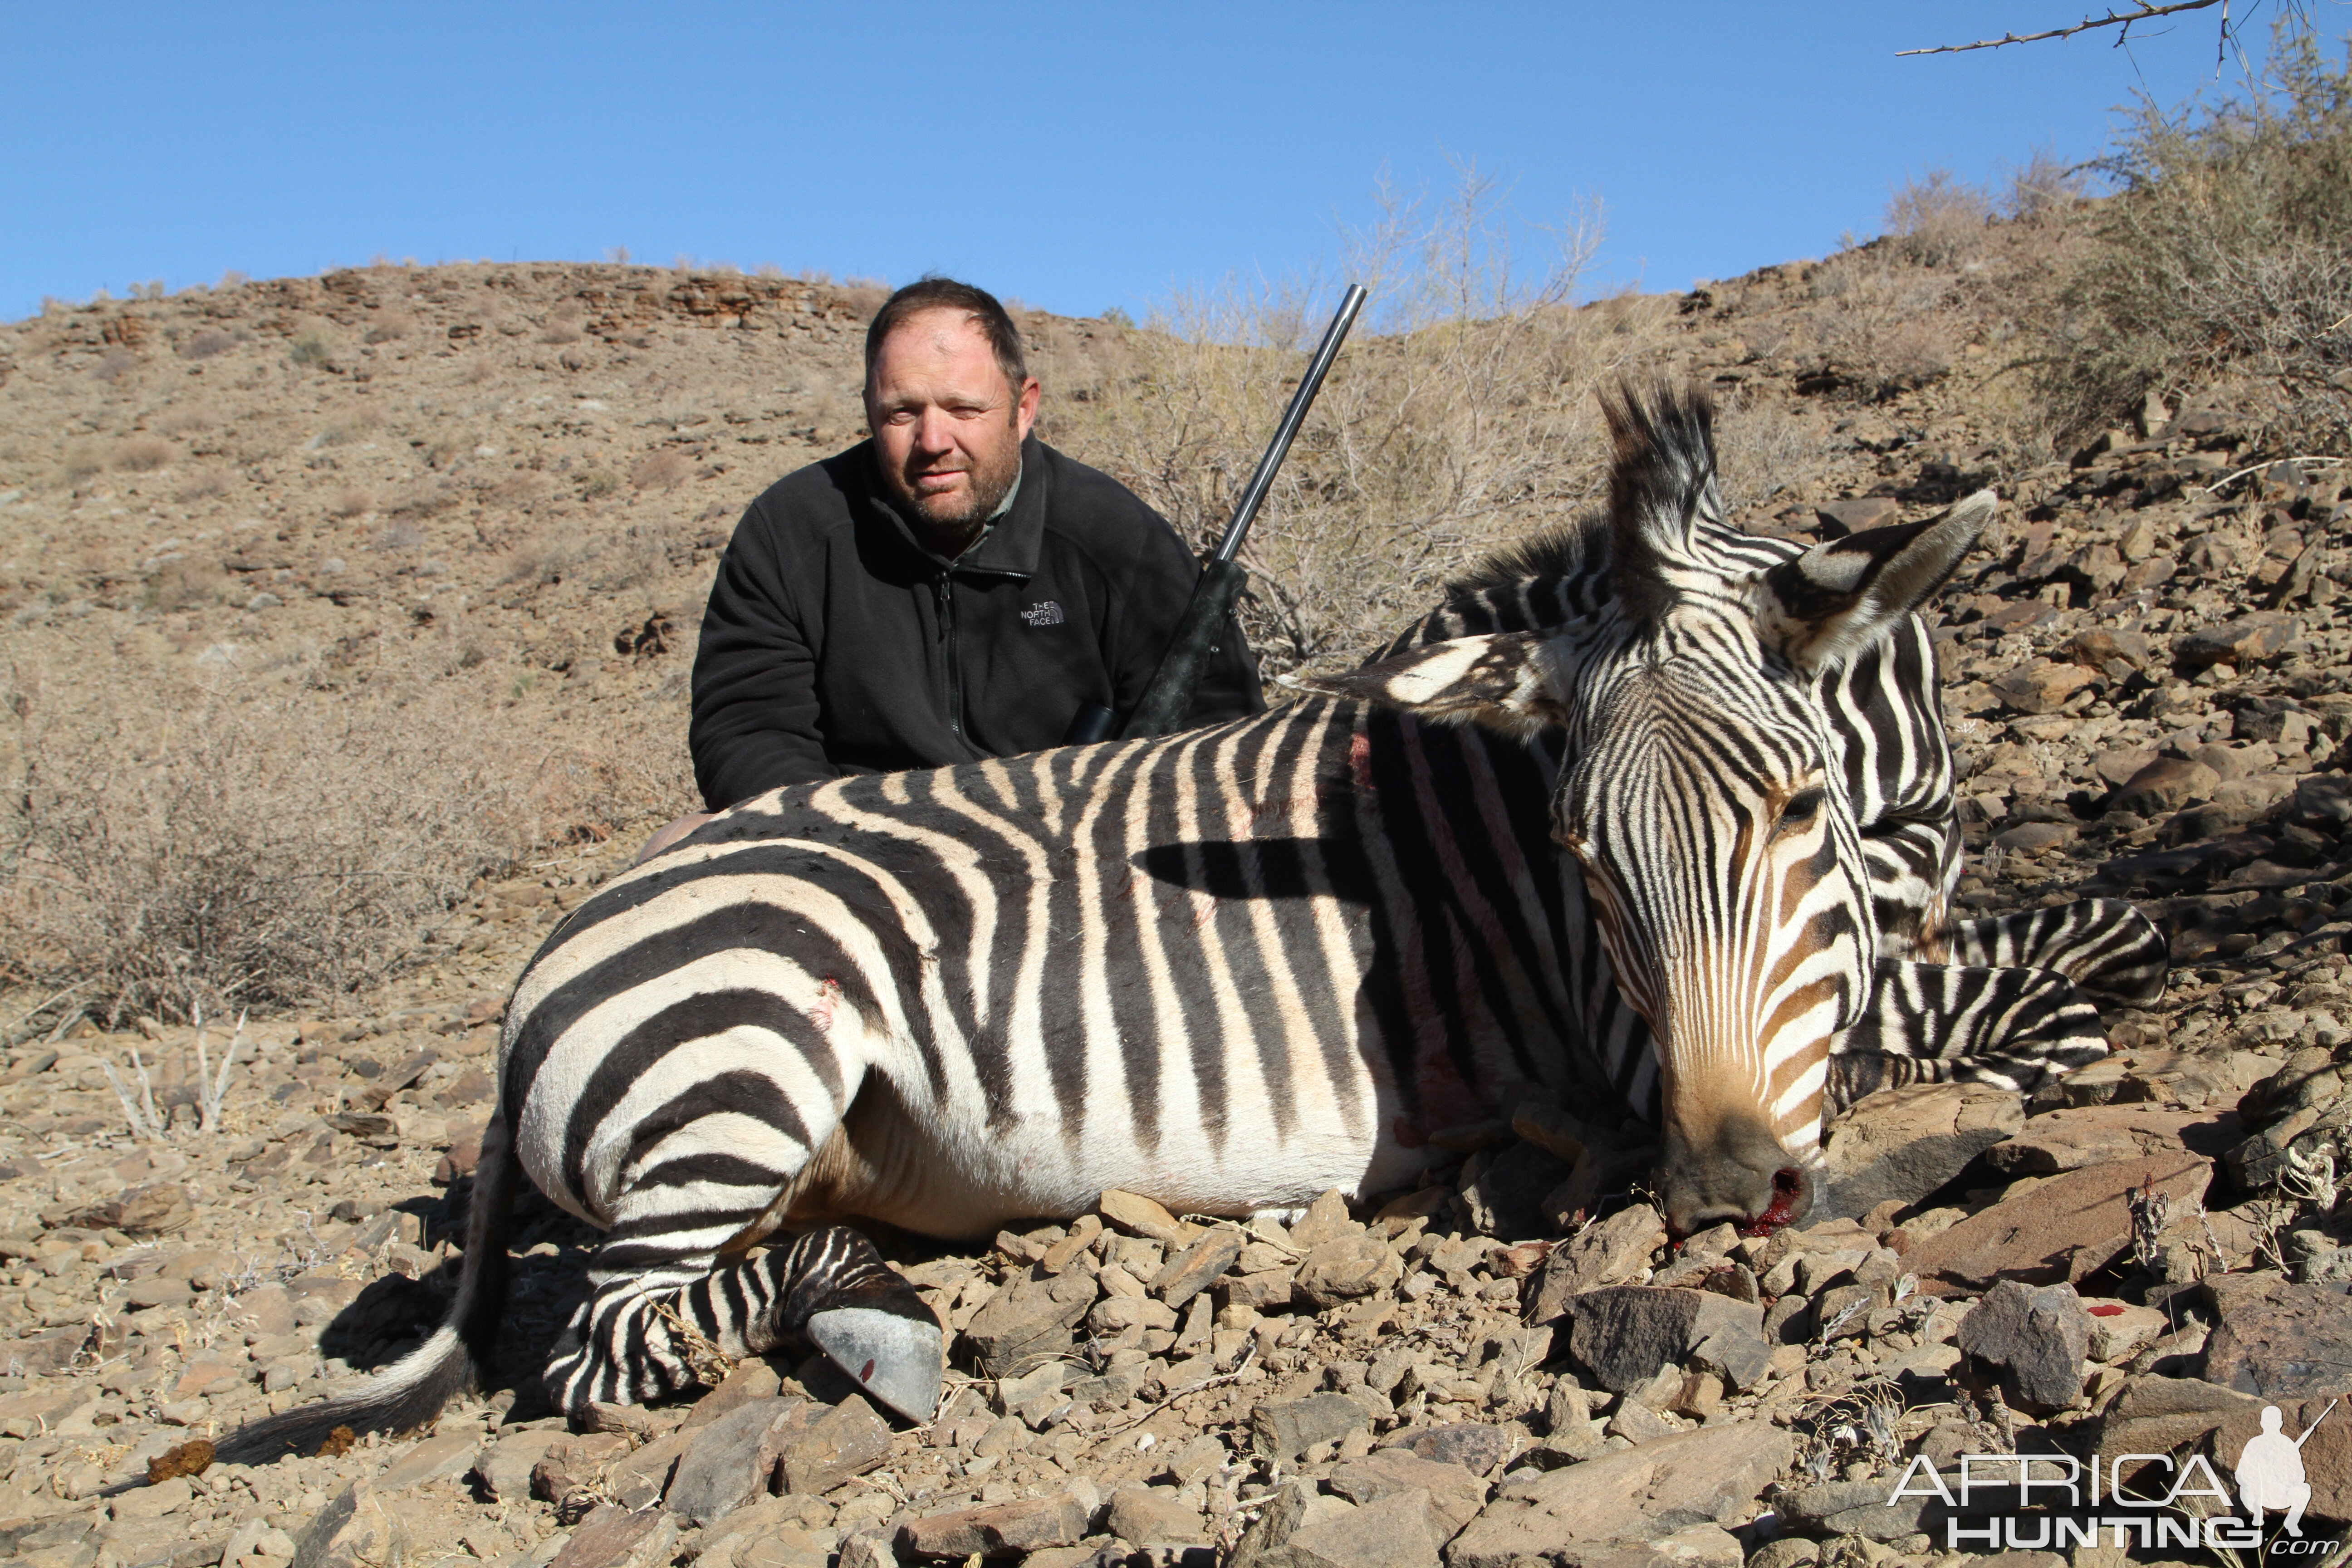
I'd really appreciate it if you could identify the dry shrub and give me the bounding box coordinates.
[332,487,374,519]
[2000,145,2088,221]
[2038,21,2352,448]
[145,561,227,612]
[1802,253,1958,399]
[540,304,586,345]
[1884,168,1992,268]
[0,662,537,1022]
[533,722,698,841]
[362,310,412,345]
[376,519,426,551]
[116,437,174,472]
[631,450,693,491]
[499,533,589,588]
[488,472,545,506]
[840,276,891,317]
[62,444,105,483]
[1715,397,1833,519]
[589,519,691,594]
[155,406,215,436]
[1049,168,1663,676]
[177,468,233,503]
[92,348,139,383]
[179,330,237,360]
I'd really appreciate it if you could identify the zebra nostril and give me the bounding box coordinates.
[1738,1167,1807,1238]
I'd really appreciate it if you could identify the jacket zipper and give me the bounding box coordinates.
[937,572,964,743]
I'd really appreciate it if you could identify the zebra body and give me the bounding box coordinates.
[517,700,1582,1246]
[222,385,2166,1455]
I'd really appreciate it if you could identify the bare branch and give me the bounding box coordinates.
[1899,0,2223,56]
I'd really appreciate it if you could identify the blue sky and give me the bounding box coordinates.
[0,3,2287,324]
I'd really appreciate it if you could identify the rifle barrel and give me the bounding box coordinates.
[1108,284,1368,744]
[1210,283,1369,565]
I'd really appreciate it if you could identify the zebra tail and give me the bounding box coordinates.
[217,1113,519,1465]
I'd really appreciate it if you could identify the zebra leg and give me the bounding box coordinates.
[1829,958,2109,1114]
[546,1219,941,1426]
[1945,898,2167,1008]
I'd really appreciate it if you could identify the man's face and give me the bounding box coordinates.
[864,309,1040,552]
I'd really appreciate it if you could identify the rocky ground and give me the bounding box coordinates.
[5,218,2352,1568]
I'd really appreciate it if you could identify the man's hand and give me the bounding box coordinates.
[634,811,715,865]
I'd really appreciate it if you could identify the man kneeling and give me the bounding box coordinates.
[638,276,1261,862]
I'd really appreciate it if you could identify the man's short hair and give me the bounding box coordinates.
[863,277,1029,394]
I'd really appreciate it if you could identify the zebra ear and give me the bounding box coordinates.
[1289,630,1565,734]
[1755,490,1994,674]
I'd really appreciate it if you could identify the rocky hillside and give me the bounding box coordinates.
[4,211,2352,1568]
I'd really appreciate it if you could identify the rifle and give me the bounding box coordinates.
[1062,283,1369,744]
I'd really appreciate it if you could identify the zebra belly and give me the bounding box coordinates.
[761,1076,1437,1239]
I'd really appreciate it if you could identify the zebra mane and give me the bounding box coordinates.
[1602,380,1722,622]
[1443,513,1608,596]
[1441,380,1721,605]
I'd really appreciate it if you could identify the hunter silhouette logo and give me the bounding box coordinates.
[1885,1401,2341,1554]
[2239,1401,2335,1538]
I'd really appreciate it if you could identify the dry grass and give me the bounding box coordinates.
[179,330,237,360]
[0,615,697,1026]
[144,561,228,612]
[1999,145,2088,221]
[116,437,174,473]
[2037,21,2352,447]
[0,661,538,1023]
[1050,167,1666,677]
[587,519,692,596]
[1801,251,1960,400]
[1884,168,1992,269]
[1715,397,1834,520]
[176,469,233,504]
[631,450,693,491]
[331,487,374,519]
[498,533,589,588]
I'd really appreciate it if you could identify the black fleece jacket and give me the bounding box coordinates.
[689,435,1264,809]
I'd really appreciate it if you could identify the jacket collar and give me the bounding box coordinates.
[860,434,1047,580]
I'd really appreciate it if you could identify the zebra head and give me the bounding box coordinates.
[1312,385,1993,1236]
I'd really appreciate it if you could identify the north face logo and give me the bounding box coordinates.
[1020,600,1064,627]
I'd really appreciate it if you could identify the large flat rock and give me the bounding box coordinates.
[1902,1153,2212,1296]
[1815,1082,2023,1220]
[1444,1419,1792,1568]
[1984,1104,2240,1176]
[2202,1273,2352,1398]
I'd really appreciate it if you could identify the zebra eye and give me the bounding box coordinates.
[1779,789,1824,828]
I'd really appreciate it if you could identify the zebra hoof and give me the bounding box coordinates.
[808,1306,943,1423]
